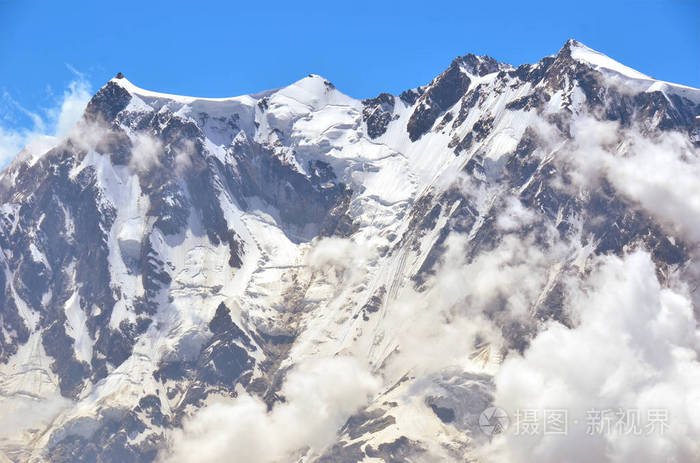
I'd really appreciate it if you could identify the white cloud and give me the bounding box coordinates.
[129,132,164,173]
[382,224,577,382]
[0,71,92,167]
[496,195,538,232]
[306,236,378,285]
[51,79,93,138]
[161,356,380,463]
[559,117,700,244]
[601,133,700,244]
[0,394,72,446]
[482,251,700,463]
[173,139,196,175]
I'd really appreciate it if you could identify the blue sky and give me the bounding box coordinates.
[0,0,698,163]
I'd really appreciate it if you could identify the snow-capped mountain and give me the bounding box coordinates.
[0,40,699,462]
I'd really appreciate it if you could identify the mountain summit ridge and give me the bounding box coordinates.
[99,39,698,109]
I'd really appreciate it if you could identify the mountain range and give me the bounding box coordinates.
[0,39,699,462]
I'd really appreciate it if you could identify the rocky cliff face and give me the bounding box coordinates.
[0,40,698,462]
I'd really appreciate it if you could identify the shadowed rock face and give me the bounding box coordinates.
[84,81,133,122]
[1,42,699,462]
[0,77,354,417]
[229,139,352,240]
[407,59,473,141]
[407,54,509,141]
[362,93,396,139]
[505,40,700,137]
[0,146,122,396]
[320,436,425,463]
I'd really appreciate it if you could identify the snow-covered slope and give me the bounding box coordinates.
[0,40,699,463]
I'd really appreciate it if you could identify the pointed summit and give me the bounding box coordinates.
[271,73,354,111]
[404,51,510,141]
[560,38,583,52]
[558,39,651,80]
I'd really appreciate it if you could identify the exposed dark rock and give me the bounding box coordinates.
[343,408,396,440]
[209,302,236,334]
[452,83,486,128]
[459,53,503,77]
[407,53,509,141]
[84,81,132,123]
[399,87,423,106]
[43,320,90,397]
[505,87,551,111]
[318,441,366,463]
[137,395,169,428]
[365,436,426,463]
[358,286,386,321]
[362,93,396,139]
[407,59,472,141]
[197,331,254,388]
[46,408,158,463]
[0,266,29,363]
[184,156,243,267]
[510,56,556,84]
[453,115,495,154]
[435,111,454,131]
[429,403,456,423]
[230,140,349,241]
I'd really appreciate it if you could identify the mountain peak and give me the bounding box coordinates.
[558,38,652,80]
[287,73,337,93]
[451,52,512,77]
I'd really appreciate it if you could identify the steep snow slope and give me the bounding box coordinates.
[0,40,698,463]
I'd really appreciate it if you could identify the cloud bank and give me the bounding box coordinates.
[161,356,380,463]
[482,251,700,463]
[560,117,700,244]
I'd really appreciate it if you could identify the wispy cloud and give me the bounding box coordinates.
[0,66,92,167]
